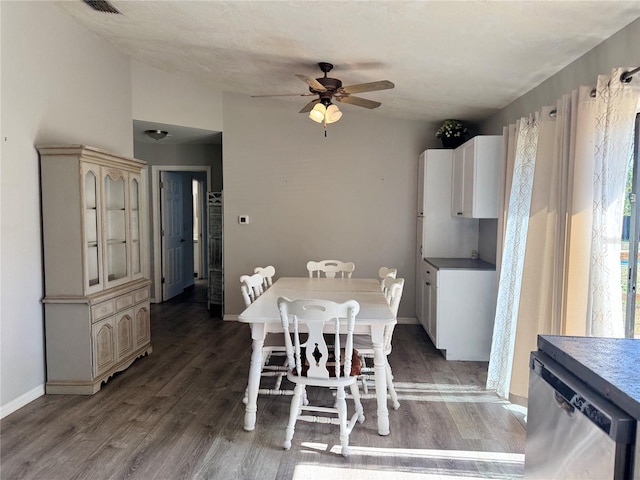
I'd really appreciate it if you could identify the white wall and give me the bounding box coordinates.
[481,18,640,133]
[222,92,432,317]
[0,2,133,414]
[131,61,223,132]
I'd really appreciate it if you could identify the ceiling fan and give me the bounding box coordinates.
[252,62,394,128]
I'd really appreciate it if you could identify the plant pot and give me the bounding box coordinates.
[441,136,466,149]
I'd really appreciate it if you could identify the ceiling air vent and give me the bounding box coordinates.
[82,0,121,14]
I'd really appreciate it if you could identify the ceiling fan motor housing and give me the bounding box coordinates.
[313,77,342,94]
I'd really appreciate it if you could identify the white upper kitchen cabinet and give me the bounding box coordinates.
[451,135,502,219]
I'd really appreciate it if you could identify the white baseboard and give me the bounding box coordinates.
[1,384,45,419]
[397,316,418,324]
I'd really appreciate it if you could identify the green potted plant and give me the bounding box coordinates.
[436,119,468,149]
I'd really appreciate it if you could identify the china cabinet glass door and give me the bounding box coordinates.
[83,165,102,293]
[130,176,142,279]
[104,170,129,287]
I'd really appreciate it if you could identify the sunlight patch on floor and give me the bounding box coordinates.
[295,443,524,479]
[293,465,508,480]
[356,381,510,404]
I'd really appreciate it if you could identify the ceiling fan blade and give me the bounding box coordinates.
[340,80,394,94]
[335,95,382,109]
[295,74,327,92]
[299,99,320,113]
[251,93,315,98]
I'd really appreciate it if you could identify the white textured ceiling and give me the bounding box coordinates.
[57,0,640,132]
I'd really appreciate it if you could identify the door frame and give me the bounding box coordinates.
[151,165,212,303]
[192,178,206,279]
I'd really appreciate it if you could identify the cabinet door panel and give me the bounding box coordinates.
[418,151,426,216]
[116,310,134,359]
[92,317,115,377]
[450,136,501,219]
[451,148,465,217]
[461,142,475,216]
[134,303,151,348]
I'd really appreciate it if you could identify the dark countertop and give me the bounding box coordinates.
[424,257,496,271]
[538,335,640,420]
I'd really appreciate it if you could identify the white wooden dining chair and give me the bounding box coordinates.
[307,260,356,278]
[254,265,276,290]
[354,277,404,410]
[378,267,397,294]
[278,297,365,457]
[240,273,291,402]
[240,273,265,307]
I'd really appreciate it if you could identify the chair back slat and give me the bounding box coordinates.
[254,265,276,289]
[306,260,355,279]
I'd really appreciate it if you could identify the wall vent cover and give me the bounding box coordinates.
[82,0,121,14]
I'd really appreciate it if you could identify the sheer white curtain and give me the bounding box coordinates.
[487,68,640,401]
[487,115,539,399]
[590,72,640,337]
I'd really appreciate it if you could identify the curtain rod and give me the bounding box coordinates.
[549,66,639,117]
[621,66,640,83]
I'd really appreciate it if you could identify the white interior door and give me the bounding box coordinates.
[161,171,184,301]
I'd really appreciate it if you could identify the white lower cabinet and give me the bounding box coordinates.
[420,259,497,361]
[45,281,152,394]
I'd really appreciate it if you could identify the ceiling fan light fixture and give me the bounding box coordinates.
[309,103,326,123]
[144,129,169,141]
[325,104,342,124]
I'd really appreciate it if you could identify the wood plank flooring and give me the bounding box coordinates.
[1,281,526,479]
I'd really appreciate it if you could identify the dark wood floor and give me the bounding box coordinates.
[1,281,526,479]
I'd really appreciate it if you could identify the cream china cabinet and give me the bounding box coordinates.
[38,145,151,394]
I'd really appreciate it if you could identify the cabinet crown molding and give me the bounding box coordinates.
[36,145,146,171]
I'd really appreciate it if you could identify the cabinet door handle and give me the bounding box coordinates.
[426,270,430,274]
[457,212,463,215]
[425,282,431,286]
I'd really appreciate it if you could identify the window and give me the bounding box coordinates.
[622,113,640,338]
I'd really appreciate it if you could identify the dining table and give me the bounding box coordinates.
[237,276,396,436]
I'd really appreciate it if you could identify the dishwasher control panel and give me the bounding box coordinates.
[532,354,635,442]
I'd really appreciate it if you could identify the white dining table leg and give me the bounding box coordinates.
[244,323,266,431]
[371,325,390,436]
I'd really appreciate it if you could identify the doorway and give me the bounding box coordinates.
[151,165,212,303]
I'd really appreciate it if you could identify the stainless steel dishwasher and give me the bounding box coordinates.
[525,351,636,479]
